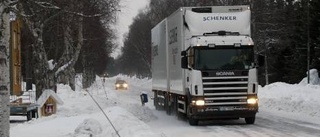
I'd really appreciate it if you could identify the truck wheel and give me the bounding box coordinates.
[189,118,199,125]
[27,111,32,121]
[32,110,38,118]
[187,106,198,125]
[154,91,159,110]
[172,95,178,115]
[245,116,255,124]
[165,93,171,115]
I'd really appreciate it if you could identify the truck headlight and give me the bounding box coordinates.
[123,83,128,88]
[192,100,205,106]
[247,98,258,105]
[116,84,120,87]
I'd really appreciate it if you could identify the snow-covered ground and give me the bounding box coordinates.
[10,73,320,137]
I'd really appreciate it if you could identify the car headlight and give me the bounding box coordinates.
[192,100,205,106]
[116,84,120,87]
[247,98,258,105]
[123,83,128,88]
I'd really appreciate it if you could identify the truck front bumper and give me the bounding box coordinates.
[190,105,258,120]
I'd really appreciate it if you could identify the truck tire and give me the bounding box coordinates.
[245,116,255,124]
[187,106,198,125]
[154,91,160,110]
[189,118,199,125]
[165,93,171,115]
[172,95,178,115]
[32,110,38,118]
[27,111,32,121]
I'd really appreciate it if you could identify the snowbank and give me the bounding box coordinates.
[299,69,320,85]
[259,82,320,119]
[259,69,320,119]
[10,75,161,137]
[73,119,102,137]
[10,73,320,137]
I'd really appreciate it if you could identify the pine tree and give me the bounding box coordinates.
[251,0,288,84]
[310,0,320,72]
[285,0,309,83]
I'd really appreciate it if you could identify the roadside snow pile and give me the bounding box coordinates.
[299,69,320,85]
[73,119,102,137]
[105,107,161,137]
[260,69,320,118]
[10,75,161,137]
[11,73,320,137]
[259,82,320,118]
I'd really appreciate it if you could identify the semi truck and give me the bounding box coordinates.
[151,5,264,125]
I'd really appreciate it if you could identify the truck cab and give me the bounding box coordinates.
[181,31,259,125]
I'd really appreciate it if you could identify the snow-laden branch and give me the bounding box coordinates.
[48,60,56,70]
[55,59,73,77]
[63,8,119,18]
[64,10,103,18]
[8,0,19,6]
[17,0,119,20]
[34,1,61,10]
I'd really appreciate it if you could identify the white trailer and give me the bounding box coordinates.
[152,6,264,125]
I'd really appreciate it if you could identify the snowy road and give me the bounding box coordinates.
[111,81,320,137]
[254,113,320,137]
[10,76,320,137]
[146,111,320,137]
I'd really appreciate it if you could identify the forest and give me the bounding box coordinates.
[1,1,120,134]
[0,0,120,96]
[118,0,320,85]
[0,0,319,136]
[1,0,320,95]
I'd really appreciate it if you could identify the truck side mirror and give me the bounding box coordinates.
[181,56,188,69]
[181,51,187,56]
[258,55,265,67]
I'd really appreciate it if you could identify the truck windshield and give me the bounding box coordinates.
[194,47,254,70]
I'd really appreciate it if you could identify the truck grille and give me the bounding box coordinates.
[202,72,249,106]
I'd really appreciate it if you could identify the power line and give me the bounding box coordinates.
[86,89,121,137]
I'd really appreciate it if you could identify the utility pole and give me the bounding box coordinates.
[307,0,310,84]
[264,33,269,85]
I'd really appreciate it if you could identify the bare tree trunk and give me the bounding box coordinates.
[60,14,83,91]
[30,25,51,99]
[70,12,83,90]
[0,1,11,136]
[22,9,64,98]
[56,2,83,91]
[264,34,269,85]
[264,51,269,85]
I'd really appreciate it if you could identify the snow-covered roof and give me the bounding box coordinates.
[36,89,64,107]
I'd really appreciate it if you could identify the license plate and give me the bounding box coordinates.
[219,107,234,111]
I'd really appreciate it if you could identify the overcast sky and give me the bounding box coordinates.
[112,0,150,58]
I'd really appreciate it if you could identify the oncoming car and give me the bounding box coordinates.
[115,79,128,90]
